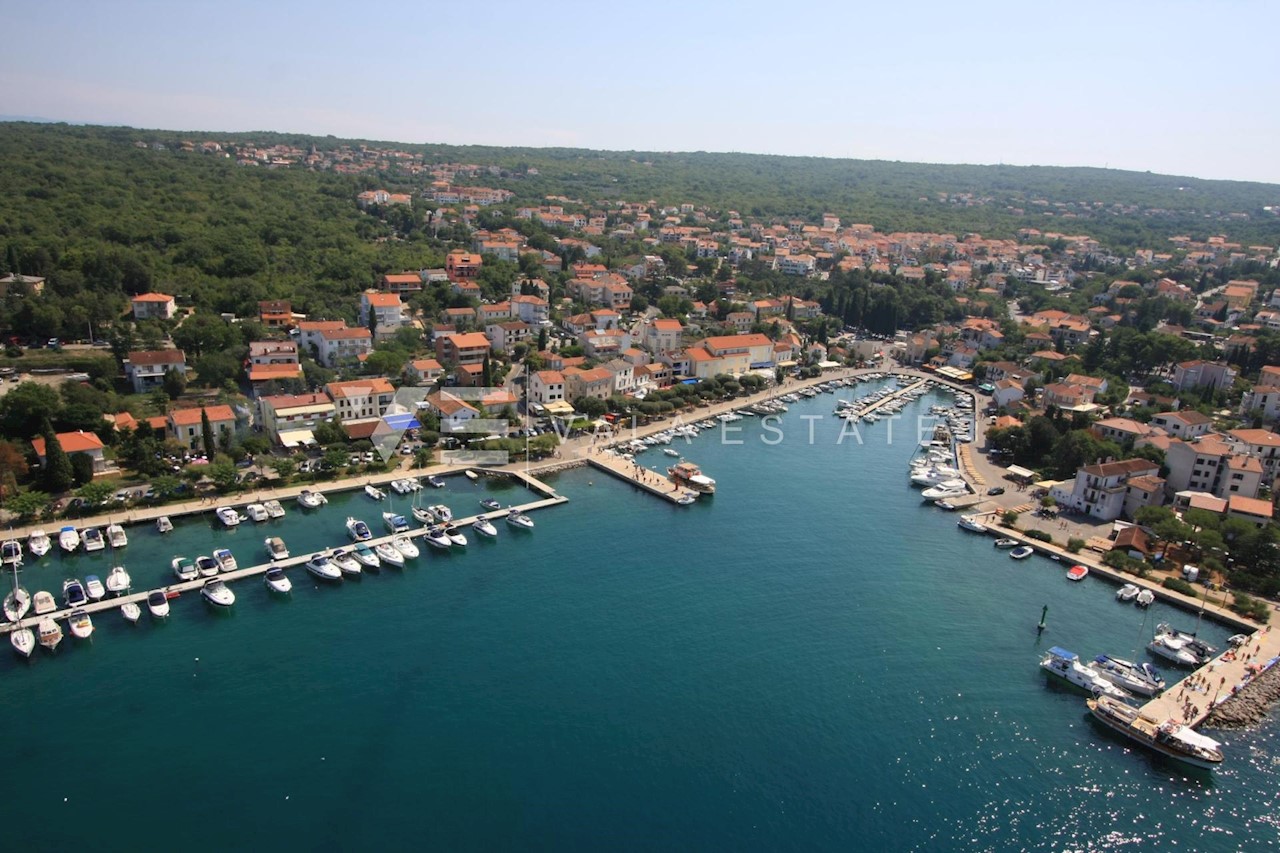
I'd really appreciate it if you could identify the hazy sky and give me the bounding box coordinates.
[4,1,1278,184]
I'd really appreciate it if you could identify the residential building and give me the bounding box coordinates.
[1164,435,1260,499]
[992,379,1025,410]
[1042,382,1095,410]
[316,326,373,368]
[297,320,349,353]
[259,299,292,328]
[699,333,775,371]
[1091,417,1154,446]
[511,294,550,325]
[435,332,491,366]
[1050,459,1162,521]
[1240,366,1280,422]
[604,358,634,394]
[380,272,423,295]
[31,430,107,474]
[168,405,236,451]
[131,292,176,320]
[487,320,532,355]
[1226,428,1280,484]
[326,378,396,422]
[563,366,614,401]
[529,370,566,406]
[359,290,406,329]
[445,250,482,281]
[1150,410,1212,440]
[425,391,479,433]
[405,358,444,386]
[258,392,334,446]
[124,349,187,393]
[1172,360,1237,392]
[247,340,303,387]
[1228,495,1274,527]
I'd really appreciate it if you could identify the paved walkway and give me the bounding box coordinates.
[1141,627,1279,727]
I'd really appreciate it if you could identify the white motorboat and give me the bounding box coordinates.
[506,509,535,530]
[391,536,419,559]
[32,590,56,615]
[215,506,242,527]
[957,516,987,533]
[105,565,132,594]
[63,578,88,608]
[196,555,219,578]
[1147,632,1203,667]
[121,601,141,623]
[84,574,106,601]
[412,505,434,525]
[1093,655,1165,697]
[330,549,363,575]
[480,498,501,511]
[106,523,128,549]
[464,470,479,481]
[1136,589,1155,608]
[1009,546,1034,560]
[1116,584,1140,602]
[663,448,681,458]
[264,500,286,519]
[68,609,94,639]
[383,511,410,534]
[425,504,452,523]
[265,537,289,561]
[350,544,379,569]
[921,481,969,500]
[213,548,237,573]
[38,617,63,650]
[245,503,269,523]
[172,556,198,581]
[155,516,174,534]
[305,553,343,581]
[58,525,80,552]
[910,467,963,487]
[1,538,21,566]
[426,475,446,489]
[146,590,170,619]
[201,579,235,607]
[423,526,453,550]
[1155,624,1215,664]
[82,527,105,552]
[442,524,468,547]
[472,517,498,539]
[993,538,1019,549]
[297,490,326,509]
[375,542,405,567]
[364,484,385,501]
[1040,647,1130,700]
[11,624,35,657]
[27,529,51,557]
[346,517,372,542]
[264,567,292,593]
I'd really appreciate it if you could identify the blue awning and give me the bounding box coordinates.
[382,412,421,431]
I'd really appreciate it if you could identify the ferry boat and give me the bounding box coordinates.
[27,529,51,557]
[1040,647,1130,700]
[667,462,716,495]
[1087,695,1223,770]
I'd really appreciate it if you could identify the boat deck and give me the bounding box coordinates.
[0,495,567,634]
[1137,626,1280,727]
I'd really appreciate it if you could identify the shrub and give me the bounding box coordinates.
[1162,577,1196,596]
[1231,591,1272,624]
[1066,537,1085,554]
[1001,510,1020,527]
[1026,529,1053,543]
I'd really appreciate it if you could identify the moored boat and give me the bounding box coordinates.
[480,498,501,511]
[383,511,409,534]
[82,527,105,552]
[364,484,385,501]
[442,524,468,547]
[32,590,56,614]
[263,499,286,519]
[305,553,343,582]
[1093,655,1165,697]
[105,565,132,594]
[10,624,35,657]
[464,469,479,481]
[155,516,174,534]
[27,529,51,557]
[391,536,419,560]
[1136,589,1155,608]
[993,538,1019,549]
[264,567,292,593]
[68,608,94,639]
[427,504,452,523]
[244,503,269,523]
[506,509,535,530]
[201,579,235,607]
[297,490,326,509]
[84,574,106,601]
[58,525,80,553]
[106,523,128,549]
[265,537,289,561]
[423,526,453,550]
[667,461,716,494]
[146,590,170,619]
[1116,584,1139,602]
[330,549,362,575]
[63,578,87,608]
[213,548,237,573]
[4,580,31,622]
[1,538,21,566]
[1067,564,1089,582]
[346,517,372,542]
[215,507,241,527]
[1040,646,1131,700]
[375,542,405,567]
[351,544,379,569]
[195,555,219,578]
[1086,695,1223,770]
[426,475,446,488]
[1147,631,1203,667]
[472,517,498,539]
[38,617,63,650]
[121,601,141,623]
[1009,545,1034,560]
[957,515,987,533]
[172,556,198,581]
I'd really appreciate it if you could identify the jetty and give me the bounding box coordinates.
[1136,626,1280,728]
[856,378,928,419]
[586,453,699,504]
[0,492,567,636]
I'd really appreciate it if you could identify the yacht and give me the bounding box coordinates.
[375,542,405,567]
[215,507,242,527]
[383,512,410,534]
[921,482,968,500]
[105,565,132,594]
[27,529,51,557]
[1136,589,1155,608]
[442,524,468,547]
[213,548,237,573]
[910,467,963,487]
[155,516,174,534]
[120,601,141,623]
[480,499,501,511]
[346,517,372,542]
[82,527,105,552]
[1067,565,1089,582]
[1009,546,1034,560]
[506,509,535,530]
[391,536,419,560]
[201,579,236,607]
[426,475,446,488]
[11,624,35,657]
[1092,655,1165,697]
[264,567,292,593]
[297,490,326,509]
[1040,647,1131,700]
[38,617,63,650]
[68,609,94,640]
[263,500,286,520]
[472,517,498,539]
[106,523,128,549]
[1,538,21,566]
[146,590,170,619]
[32,590,56,614]
[1154,624,1215,664]
[265,537,289,561]
[364,484,385,501]
[667,462,716,494]
[427,504,453,523]
[1147,632,1204,667]
[58,526,80,552]
[1087,695,1223,770]
[84,575,106,601]
[195,555,218,578]
[63,578,88,608]
[993,538,1018,549]
[411,505,435,525]
[1116,584,1140,602]
[957,516,987,533]
[423,526,453,550]
[330,549,363,575]
[351,544,380,569]
[245,503,269,523]
[305,553,343,581]
[172,556,198,581]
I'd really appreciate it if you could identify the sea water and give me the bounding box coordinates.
[3,382,1277,851]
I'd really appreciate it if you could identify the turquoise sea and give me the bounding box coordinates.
[4,380,1278,851]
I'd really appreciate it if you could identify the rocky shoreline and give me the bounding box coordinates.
[1204,662,1280,729]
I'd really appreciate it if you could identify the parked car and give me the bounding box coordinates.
[987,487,1005,496]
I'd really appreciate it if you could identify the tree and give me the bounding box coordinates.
[40,424,73,492]
[163,366,187,400]
[0,382,62,439]
[69,452,96,487]
[481,353,493,388]
[201,409,216,457]
[536,327,548,353]
[75,480,115,507]
[0,440,28,496]
[573,396,607,418]
[208,459,238,492]
[6,490,50,520]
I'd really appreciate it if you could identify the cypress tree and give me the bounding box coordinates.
[201,408,215,457]
[482,353,492,388]
[41,421,74,493]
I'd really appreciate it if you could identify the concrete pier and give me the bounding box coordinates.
[1136,625,1280,728]
[586,454,700,505]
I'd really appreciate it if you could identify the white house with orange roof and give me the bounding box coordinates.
[131,292,176,320]
[124,349,187,393]
[316,326,373,368]
[644,318,683,353]
[31,430,108,473]
[326,378,395,422]
[359,290,406,330]
[167,405,237,451]
[511,294,550,325]
[425,391,479,434]
[529,370,566,406]
[258,392,334,446]
[405,358,444,386]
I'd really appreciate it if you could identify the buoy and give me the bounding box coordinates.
[1037,604,1049,633]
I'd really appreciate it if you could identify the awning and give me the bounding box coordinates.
[277,429,316,448]
[1006,465,1036,480]
[544,400,576,416]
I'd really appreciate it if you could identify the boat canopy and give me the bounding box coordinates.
[1168,725,1222,751]
[1046,647,1077,661]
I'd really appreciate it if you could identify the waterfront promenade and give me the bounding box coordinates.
[1138,626,1280,727]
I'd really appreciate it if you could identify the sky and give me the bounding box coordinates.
[3,0,1279,184]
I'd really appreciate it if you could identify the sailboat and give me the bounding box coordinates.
[4,564,30,622]
[10,622,35,657]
